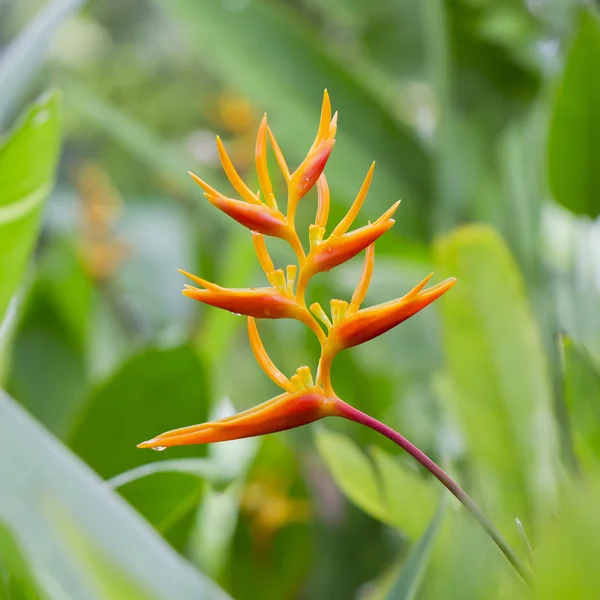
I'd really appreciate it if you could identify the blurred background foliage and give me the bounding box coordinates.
[1,0,600,598]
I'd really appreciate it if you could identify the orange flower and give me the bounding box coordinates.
[138,91,455,448]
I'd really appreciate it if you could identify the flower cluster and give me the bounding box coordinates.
[138,91,455,450]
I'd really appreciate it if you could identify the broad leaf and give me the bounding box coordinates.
[316,427,436,538]
[68,344,211,548]
[562,336,600,467]
[0,91,61,323]
[434,225,556,536]
[548,10,600,218]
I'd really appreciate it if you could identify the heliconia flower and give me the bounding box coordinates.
[287,91,337,219]
[137,388,339,449]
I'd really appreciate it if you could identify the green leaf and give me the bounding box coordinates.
[562,336,600,467]
[189,399,260,579]
[387,504,445,600]
[9,285,87,438]
[535,476,600,599]
[68,344,211,548]
[0,0,83,127]
[434,225,557,535]
[0,390,230,599]
[548,10,600,218]
[0,91,61,323]
[0,521,43,600]
[148,0,431,238]
[315,427,436,538]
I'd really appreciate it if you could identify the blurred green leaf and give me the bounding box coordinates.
[64,82,189,187]
[0,390,230,599]
[68,344,210,548]
[434,225,556,535]
[9,285,87,438]
[150,0,432,238]
[387,503,445,600]
[0,91,60,323]
[562,336,600,467]
[52,508,160,600]
[316,427,436,538]
[0,521,43,600]
[548,10,600,218]
[534,476,600,599]
[0,0,83,127]
[188,399,260,579]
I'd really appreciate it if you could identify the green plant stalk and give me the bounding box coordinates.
[334,399,532,585]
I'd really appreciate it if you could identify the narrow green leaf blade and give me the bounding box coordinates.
[562,336,600,467]
[387,504,445,600]
[0,521,43,600]
[0,390,230,600]
[0,0,83,126]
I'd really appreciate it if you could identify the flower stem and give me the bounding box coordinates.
[334,399,532,586]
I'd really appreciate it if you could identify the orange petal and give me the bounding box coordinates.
[332,277,457,349]
[137,390,337,448]
[215,136,261,205]
[181,284,303,320]
[331,162,375,236]
[248,317,293,391]
[255,114,277,209]
[204,192,288,238]
[290,139,335,203]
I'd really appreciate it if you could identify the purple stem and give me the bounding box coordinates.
[334,399,532,585]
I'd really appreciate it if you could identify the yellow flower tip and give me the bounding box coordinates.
[375,200,401,225]
[178,269,222,291]
[266,126,291,182]
[252,232,276,275]
[409,272,435,297]
[216,135,261,205]
[331,163,376,237]
[188,171,221,196]
[315,174,331,229]
[137,389,336,448]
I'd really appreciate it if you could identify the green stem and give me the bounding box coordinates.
[334,399,532,586]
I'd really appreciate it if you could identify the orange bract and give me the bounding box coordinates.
[139,91,455,449]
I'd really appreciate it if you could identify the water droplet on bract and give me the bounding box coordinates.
[232,312,242,316]
[152,446,167,452]
[264,308,271,317]
[326,247,333,254]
